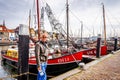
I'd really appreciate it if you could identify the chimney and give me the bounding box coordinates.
[3,20,5,26]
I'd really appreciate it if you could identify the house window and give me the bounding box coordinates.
[0,32,3,34]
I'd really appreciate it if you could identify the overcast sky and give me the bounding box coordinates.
[0,0,120,37]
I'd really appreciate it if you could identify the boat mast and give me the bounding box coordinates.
[102,3,107,45]
[80,21,83,46]
[36,0,40,40]
[29,10,32,37]
[66,0,69,49]
[41,7,44,30]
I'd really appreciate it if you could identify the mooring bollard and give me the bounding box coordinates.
[96,34,101,58]
[18,24,29,80]
[114,37,117,51]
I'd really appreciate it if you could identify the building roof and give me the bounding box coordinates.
[0,25,14,33]
[0,25,8,32]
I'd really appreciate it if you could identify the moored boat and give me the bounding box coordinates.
[1,44,107,75]
[1,45,83,75]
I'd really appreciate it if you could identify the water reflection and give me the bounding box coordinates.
[0,45,51,80]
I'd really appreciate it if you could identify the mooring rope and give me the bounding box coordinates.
[29,72,37,76]
[0,71,56,80]
[0,72,29,80]
[5,62,18,69]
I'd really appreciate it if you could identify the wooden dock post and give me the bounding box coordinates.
[114,37,117,51]
[96,34,101,58]
[18,24,29,80]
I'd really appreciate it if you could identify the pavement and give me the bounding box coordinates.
[65,50,120,80]
[50,50,120,80]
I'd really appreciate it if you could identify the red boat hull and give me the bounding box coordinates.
[2,45,107,66]
[2,50,83,65]
[1,45,107,75]
[82,45,107,56]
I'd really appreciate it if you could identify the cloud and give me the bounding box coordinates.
[0,0,120,37]
[0,0,33,29]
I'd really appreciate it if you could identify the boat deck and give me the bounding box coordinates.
[50,50,120,80]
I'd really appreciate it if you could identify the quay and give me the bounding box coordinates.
[50,50,120,80]
[0,42,17,46]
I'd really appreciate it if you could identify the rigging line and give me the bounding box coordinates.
[30,0,36,29]
[5,62,18,69]
[61,8,67,31]
[31,0,37,29]
[63,19,73,38]
[53,14,82,67]
[69,10,93,35]
[90,7,102,36]
[32,0,36,11]
[106,13,116,36]
[40,0,46,8]
[105,7,120,36]
[32,0,36,15]
[61,17,82,66]
[105,8,120,26]
[20,0,32,25]
[42,0,47,4]
[59,11,66,33]
[67,0,75,8]
[44,0,66,21]
[100,17,103,38]
[0,72,29,79]
[43,0,55,10]
[57,6,66,20]
[69,51,81,67]
[104,11,114,28]
[44,0,66,19]
[51,23,79,66]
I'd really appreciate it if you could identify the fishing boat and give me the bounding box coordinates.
[1,44,107,75]
[1,43,82,75]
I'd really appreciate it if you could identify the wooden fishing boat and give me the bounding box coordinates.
[1,44,107,75]
[1,44,83,75]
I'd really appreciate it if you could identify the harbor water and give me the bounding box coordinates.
[0,45,42,80]
[0,45,16,80]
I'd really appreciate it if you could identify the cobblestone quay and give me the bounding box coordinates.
[65,50,120,80]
